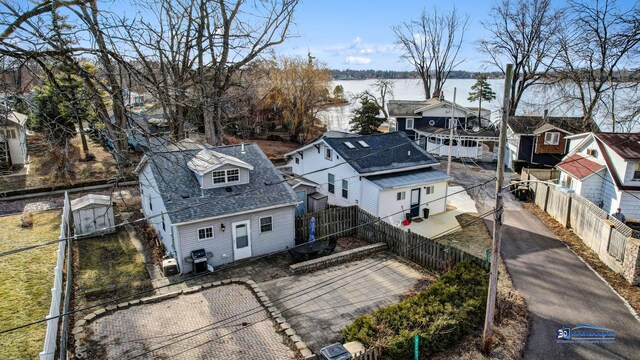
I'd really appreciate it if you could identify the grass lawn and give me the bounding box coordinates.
[75,229,152,317]
[0,211,61,359]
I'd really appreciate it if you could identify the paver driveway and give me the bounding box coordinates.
[261,254,428,352]
[86,284,295,360]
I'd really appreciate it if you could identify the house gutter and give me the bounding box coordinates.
[360,164,440,177]
[172,201,299,226]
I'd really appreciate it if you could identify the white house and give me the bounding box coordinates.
[285,132,451,224]
[0,110,28,170]
[135,139,299,274]
[557,132,640,219]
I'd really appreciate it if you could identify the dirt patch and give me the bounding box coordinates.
[335,236,370,252]
[224,136,300,161]
[524,202,640,314]
[434,213,492,259]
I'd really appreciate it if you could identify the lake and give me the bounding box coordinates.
[320,79,636,132]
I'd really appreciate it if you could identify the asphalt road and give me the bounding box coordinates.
[446,161,640,359]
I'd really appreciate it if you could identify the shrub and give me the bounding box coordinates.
[342,262,488,359]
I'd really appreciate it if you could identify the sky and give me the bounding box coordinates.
[275,0,498,71]
[275,0,638,71]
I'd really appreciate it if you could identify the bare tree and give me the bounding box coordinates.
[392,7,469,99]
[478,0,563,115]
[556,0,639,131]
[358,79,394,119]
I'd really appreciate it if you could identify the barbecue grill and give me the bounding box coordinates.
[190,249,208,275]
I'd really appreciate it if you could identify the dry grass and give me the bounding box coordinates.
[74,229,152,319]
[0,211,61,359]
[224,136,300,161]
[524,202,640,314]
[435,213,492,259]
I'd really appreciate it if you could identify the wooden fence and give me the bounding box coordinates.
[295,206,489,273]
[352,347,381,360]
[530,182,640,284]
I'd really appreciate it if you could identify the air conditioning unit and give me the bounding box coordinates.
[162,258,179,276]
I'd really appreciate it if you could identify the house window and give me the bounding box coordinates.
[260,216,273,233]
[198,227,214,240]
[212,168,239,184]
[544,132,560,145]
[397,191,406,201]
[342,179,349,199]
[227,168,239,182]
[634,163,640,180]
[425,186,435,195]
[0,129,17,139]
[586,148,598,158]
[212,170,226,184]
[328,173,335,194]
[406,118,414,130]
[325,147,333,160]
[295,157,299,164]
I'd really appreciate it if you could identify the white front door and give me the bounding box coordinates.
[232,220,252,260]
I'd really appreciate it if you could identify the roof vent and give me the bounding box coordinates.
[344,141,356,149]
[241,143,246,154]
[225,187,233,192]
[408,150,411,157]
[357,140,370,148]
[181,194,190,199]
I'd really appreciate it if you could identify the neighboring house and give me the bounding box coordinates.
[135,139,299,274]
[388,98,497,160]
[507,114,593,170]
[0,110,28,171]
[557,132,640,219]
[282,173,328,216]
[285,132,451,224]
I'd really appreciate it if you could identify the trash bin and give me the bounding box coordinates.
[422,208,430,219]
[320,343,351,360]
[405,212,412,224]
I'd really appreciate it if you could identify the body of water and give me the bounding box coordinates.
[320,79,637,132]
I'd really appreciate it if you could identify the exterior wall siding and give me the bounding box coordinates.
[139,163,175,256]
[618,191,640,220]
[601,170,619,215]
[378,181,447,223]
[5,125,27,165]
[293,141,361,207]
[577,172,605,204]
[175,205,295,273]
[201,164,250,189]
[359,180,380,216]
[534,131,567,154]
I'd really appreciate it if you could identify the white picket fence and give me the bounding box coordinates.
[40,192,72,360]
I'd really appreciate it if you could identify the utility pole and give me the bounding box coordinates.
[446,88,456,176]
[482,64,513,354]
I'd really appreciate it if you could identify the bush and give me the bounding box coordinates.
[342,262,488,359]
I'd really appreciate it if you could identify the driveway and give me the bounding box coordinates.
[447,161,640,359]
[261,254,429,353]
[86,284,295,360]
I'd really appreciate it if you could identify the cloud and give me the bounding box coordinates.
[352,36,363,44]
[345,56,372,65]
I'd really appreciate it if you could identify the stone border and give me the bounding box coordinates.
[289,243,387,275]
[72,278,316,360]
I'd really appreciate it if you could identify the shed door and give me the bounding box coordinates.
[80,208,95,234]
[94,208,108,231]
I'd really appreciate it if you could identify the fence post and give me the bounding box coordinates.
[543,184,550,212]
[565,194,572,229]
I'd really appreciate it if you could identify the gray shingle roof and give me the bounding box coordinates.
[387,100,430,117]
[323,132,439,174]
[366,168,451,189]
[508,115,597,134]
[141,142,298,224]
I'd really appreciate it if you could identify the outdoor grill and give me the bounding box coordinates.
[190,249,208,275]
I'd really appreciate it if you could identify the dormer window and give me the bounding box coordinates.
[634,163,640,180]
[212,168,240,184]
[586,149,598,158]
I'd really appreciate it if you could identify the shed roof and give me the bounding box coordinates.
[0,111,27,127]
[70,194,112,210]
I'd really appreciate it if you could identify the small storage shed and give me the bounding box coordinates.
[71,194,116,236]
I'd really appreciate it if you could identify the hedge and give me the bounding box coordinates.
[342,262,488,359]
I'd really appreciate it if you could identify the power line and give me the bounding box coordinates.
[0,179,494,335]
